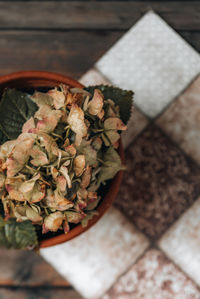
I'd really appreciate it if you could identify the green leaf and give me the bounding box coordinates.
[0,216,38,249]
[84,85,133,124]
[97,147,125,186]
[0,89,38,142]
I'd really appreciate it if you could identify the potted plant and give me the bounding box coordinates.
[0,71,133,249]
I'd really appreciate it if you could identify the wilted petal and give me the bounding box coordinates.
[104,117,127,131]
[38,132,59,157]
[88,89,104,116]
[59,165,72,188]
[26,205,43,223]
[67,104,87,145]
[74,155,85,177]
[19,174,40,193]
[43,211,64,233]
[22,117,36,133]
[35,105,62,133]
[65,211,85,224]
[105,130,120,148]
[64,144,76,156]
[56,175,67,193]
[30,145,49,166]
[0,173,5,190]
[14,205,27,221]
[81,166,91,188]
[31,91,53,107]
[48,88,65,110]
[6,134,35,177]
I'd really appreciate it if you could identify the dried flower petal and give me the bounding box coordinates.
[88,89,104,116]
[48,88,65,110]
[104,117,127,131]
[67,104,87,146]
[43,211,64,233]
[35,105,62,133]
[30,145,49,166]
[74,155,85,177]
[81,166,91,188]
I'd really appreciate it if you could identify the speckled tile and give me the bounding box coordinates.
[159,197,200,287]
[41,207,149,299]
[157,75,200,165]
[102,249,200,299]
[79,68,149,148]
[96,11,200,117]
[79,68,110,86]
[115,124,200,239]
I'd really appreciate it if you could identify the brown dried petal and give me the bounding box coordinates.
[81,166,92,188]
[74,155,85,177]
[104,117,127,131]
[48,89,65,110]
[88,89,104,116]
[43,211,64,233]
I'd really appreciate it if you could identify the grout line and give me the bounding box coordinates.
[157,245,200,292]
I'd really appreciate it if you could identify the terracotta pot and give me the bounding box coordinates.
[0,71,124,248]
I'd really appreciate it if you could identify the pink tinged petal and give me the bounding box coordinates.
[104,117,127,131]
[51,166,59,180]
[30,146,49,166]
[67,104,87,141]
[105,130,120,148]
[65,211,86,224]
[74,155,85,177]
[0,140,17,157]
[87,191,98,204]
[63,219,70,233]
[22,117,35,133]
[43,211,64,233]
[35,105,62,133]
[38,133,59,157]
[0,173,5,190]
[59,166,72,188]
[88,89,104,116]
[56,175,67,193]
[64,144,76,156]
[30,182,46,203]
[19,174,40,193]
[6,134,35,177]
[81,166,92,188]
[97,109,104,119]
[48,89,65,110]
[25,206,43,223]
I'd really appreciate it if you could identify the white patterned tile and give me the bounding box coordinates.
[159,197,200,287]
[79,69,149,148]
[79,68,110,86]
[96,11,200,117]
[41,207,149,299]
[103,249,200,299]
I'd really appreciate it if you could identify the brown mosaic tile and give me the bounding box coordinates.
[103,249,200,299]
[157,76,200,165]
[115,124,200,239]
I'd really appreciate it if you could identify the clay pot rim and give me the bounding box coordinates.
[0,70,124,248]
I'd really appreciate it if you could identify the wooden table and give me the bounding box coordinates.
[0,1,199,298]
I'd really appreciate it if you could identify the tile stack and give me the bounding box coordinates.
[41,11,200,299]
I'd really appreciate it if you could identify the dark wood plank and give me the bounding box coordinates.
[0,2,199,30]
[0,30,198,80]
[0,30,122,79]
[0,287,83,299]
[0,247,70,286]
